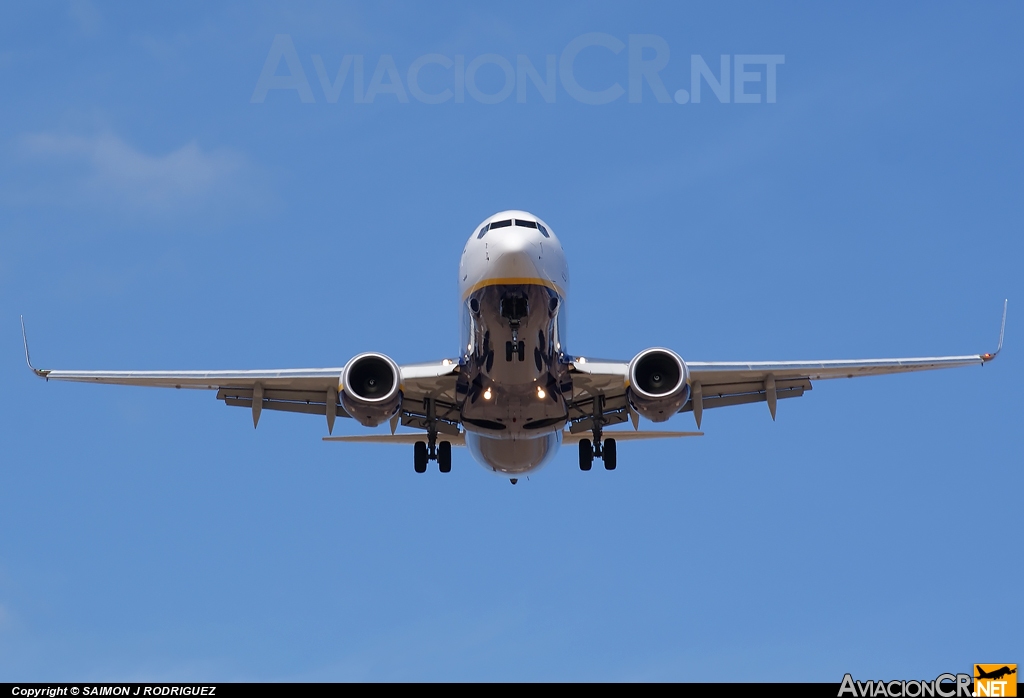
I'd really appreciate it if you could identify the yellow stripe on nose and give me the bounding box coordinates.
[462,277,564,299]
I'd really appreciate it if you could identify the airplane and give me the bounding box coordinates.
[21,210,1007,484]
[976,666,1016,681]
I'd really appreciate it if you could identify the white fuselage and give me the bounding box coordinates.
[457,210,571,475]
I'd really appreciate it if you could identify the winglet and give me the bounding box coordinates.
[20,316,50,378]
[981,299,1007,362]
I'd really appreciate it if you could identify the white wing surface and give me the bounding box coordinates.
[569,301,1006,426]
[21,317,459,430]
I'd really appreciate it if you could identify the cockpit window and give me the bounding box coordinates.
[478,219,512,239]
[512,219,550,237]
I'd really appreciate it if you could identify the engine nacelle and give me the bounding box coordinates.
[341,352,402,427]
[627,347,690,423]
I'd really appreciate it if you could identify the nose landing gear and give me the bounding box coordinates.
[501,293,529,363]
[505,340,525,362]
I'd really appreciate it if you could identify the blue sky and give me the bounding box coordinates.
[1,1,1021,682]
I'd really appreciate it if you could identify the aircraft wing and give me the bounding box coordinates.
[568,301,1006,427]
[21,318,459,432]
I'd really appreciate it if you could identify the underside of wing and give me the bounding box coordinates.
[22,316,462,433]
[569,352,997,424]
[393,361,463,436]
[688,354,989,386]
[30,366,352,419]
[565,300,1005,424]
[565,359,633,432]
[29,367,345,390]
[685,354,993,416]
[687,301,1005,414]
[31,363,463,429]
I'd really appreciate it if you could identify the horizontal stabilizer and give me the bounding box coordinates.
[324,433,466,446]
[562,430,702,444]
[324,430,703,446]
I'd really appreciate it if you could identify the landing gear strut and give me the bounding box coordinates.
[577,394,618,471]
[501,293,528,362]
[413,397,452,473]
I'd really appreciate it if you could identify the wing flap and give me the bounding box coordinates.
[681,380,809,413]
[224,397,348,417]
[217,387,349,418]
[566,391,630,433]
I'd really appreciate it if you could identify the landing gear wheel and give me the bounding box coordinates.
[414,441,428,473]
[603,438,617,470]
[579,438,593,471]
[438,441,452,473]
[517,341,525,361]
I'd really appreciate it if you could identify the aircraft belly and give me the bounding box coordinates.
[460,283,568,440]
[466,431,562,475]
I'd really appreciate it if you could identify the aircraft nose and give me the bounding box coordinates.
[489,229,541,278]
[492,226,534,254]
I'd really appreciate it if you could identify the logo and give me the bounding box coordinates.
[250,34,785,106]
[975,665,1017,697]
[838,667,1019,698]
[839,673,971,697]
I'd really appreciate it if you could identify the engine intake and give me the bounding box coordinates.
[627,347,689,423]
[341,352,402,427]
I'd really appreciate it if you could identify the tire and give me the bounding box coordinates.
[414,441,428,473]
[505,341,514,362]
[517,341,525,362]
[603,438,617,470]
[438,441,452,473]
[579,438,593,471]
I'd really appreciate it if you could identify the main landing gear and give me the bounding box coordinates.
[578,436,617,471]
[414,437,452,473]
[577,394,617,471]
[412,397,453,473]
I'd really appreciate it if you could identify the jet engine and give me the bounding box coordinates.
[627,347,690,423]
[341,352,402,427]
